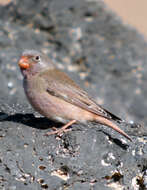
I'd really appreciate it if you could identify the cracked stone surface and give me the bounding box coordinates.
[0,0,147,189]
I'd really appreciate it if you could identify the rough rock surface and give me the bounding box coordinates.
[0,0,147,189]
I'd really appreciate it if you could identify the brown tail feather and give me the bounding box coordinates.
[95,115,132,141]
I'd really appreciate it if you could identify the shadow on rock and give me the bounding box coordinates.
[0,112,62,130]
[101,130,129,150]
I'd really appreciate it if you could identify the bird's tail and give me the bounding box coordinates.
[95,115,132,141]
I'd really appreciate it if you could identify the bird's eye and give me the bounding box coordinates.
[34,55,40,61]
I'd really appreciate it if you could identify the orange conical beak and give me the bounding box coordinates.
[18,56,30,69]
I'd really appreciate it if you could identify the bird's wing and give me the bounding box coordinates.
[41,69,122,122]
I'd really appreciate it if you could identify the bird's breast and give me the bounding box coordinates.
[23,76,46,112]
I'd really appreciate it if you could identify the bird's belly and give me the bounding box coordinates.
[25,88,94,124]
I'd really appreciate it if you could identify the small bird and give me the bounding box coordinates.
[18,50,132,141]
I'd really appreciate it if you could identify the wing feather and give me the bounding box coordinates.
[41,69,122,122]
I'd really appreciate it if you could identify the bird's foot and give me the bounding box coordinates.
[44,127,71,136]
[44,119,76,136]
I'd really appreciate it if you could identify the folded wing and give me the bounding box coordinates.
[42,69,122,122]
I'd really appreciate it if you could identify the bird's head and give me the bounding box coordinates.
[18,50,54,77]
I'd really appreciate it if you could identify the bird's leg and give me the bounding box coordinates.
[44,120,76,136]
